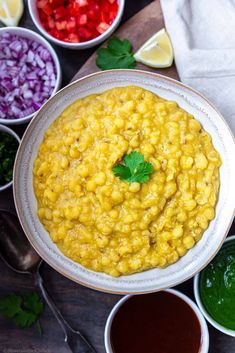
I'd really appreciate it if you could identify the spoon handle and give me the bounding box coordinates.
[34,269,95,353]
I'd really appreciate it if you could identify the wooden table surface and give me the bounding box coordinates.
[0,1,235,352]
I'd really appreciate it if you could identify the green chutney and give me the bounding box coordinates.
[0,131,18,186]
[200,239,235,330]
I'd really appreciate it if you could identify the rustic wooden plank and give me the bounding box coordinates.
[72,0,179,82]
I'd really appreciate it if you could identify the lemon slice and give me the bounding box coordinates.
[0,0,24,26]
[134,28,174,68]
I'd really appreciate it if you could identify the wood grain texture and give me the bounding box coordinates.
[72,0,179,82]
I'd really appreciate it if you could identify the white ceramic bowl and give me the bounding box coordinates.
[105,289,209,353]
[194,235,235,337]
[0,124,20,191]
[0,27,61,125]
[13,70,235,294]
[28,0,125,49]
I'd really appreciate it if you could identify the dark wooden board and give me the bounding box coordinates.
[0,1,234,353]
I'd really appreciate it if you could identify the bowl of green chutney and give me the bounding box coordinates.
[0,125,20,192]
[194,235,235,337]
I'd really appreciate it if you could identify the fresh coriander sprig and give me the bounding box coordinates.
[112,151,153,183]
[96,37,136,70]
[0,292,43,329]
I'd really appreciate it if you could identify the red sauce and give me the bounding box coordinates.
[110,291,201,353]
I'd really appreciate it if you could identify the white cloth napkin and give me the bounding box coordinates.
[160,0,235,136]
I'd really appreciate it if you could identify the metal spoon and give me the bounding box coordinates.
[0,209,96,353]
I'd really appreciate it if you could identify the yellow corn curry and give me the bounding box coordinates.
[33,86,221,276]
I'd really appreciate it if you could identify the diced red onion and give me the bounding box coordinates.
[32,101,41,110]
[38,69,46,76]
[27,50,35,63]
[23,90,33,99]
[37,46,51,61]
[46,62,54,76]
[26,72,38,80]
[9,40,22,53]
[11,106,21,115]
[8,67,19,77]
[3,80,14,92]
[18,107,35,118]
[35,53,45,69]
[0,32,57,120]
[6,60,16,67]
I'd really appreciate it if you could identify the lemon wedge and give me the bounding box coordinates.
[0,0,24,26]
[134,28,174,68]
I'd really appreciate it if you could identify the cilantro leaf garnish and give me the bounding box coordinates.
[96,37,136,70]
[22,292,44,317]
[0,292,44,328]
[112,151,153,183]
[0,293,22,318]
[14,310,36,328]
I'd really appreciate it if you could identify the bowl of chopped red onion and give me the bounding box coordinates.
[0,27,61,125]
[28,0,125,50]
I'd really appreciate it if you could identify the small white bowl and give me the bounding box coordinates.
[0,27,61,125]
[28,0,125,49]
[0,124,20,192]
[194,235,235,337]
[104,289,209,353]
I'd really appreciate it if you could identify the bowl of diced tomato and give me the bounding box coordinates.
[28,0,125,49]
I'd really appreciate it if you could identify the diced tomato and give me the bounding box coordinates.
[77,14,87,26]
[76,0,88,7]
[100,11,106,23]
[110,2,119,14]
[48,16,55,29]
[53,6,66,20]
[38,10,48,22]
[90,3,100,12]
[108,3,118,21]
[69,2,80,15]
[37,0,48,9]
[100,9,114,23]
[96,22,109,34]
[109,10,118,21]
[87,10,97,21]
[66,33,80,42]
[101,2,110,13]
[66,17,76,31]
[49,0,65,8]
[41,3,53,15]
[77,27,91,40]
[37,0,119,43]
[55,20,67,30]
[49,29,65,40]
[110,2,118,12]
